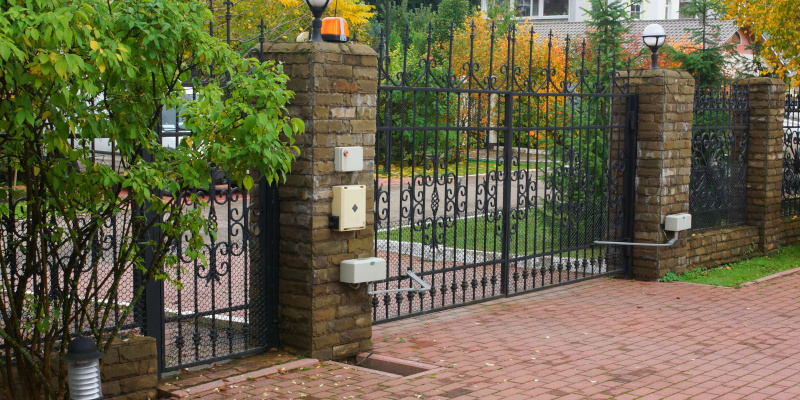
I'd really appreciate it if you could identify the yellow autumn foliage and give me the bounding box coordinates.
[210,0,373,50]
[277,0,374,28]
[724,0,799,86]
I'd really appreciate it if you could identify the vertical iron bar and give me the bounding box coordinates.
[501,93,513,295]
[140,147,165,375]
[261,181,281,347]
[622,95,638,279]
[384,0,390,46]
[225,0,231,46]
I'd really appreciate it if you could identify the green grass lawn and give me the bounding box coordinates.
[661,244,800,287]
[377,206,604,255]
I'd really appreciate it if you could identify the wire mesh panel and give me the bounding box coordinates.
[690,85,749,231]
[783,93,800,218]
[0,186,140,343]
[373,23,637,323]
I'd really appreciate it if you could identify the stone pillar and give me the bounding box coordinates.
[735,77,786,253]
[257,42,377,360]
[624,69,695,280]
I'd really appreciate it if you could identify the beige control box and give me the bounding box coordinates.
[331,185,366,231]
[340,257,387,283]
[664,213,692,231]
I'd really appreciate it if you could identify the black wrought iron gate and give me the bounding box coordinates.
[138,179,281,374]
[142,7,282,374]
[372,26,638,323]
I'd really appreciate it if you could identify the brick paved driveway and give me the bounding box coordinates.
[193,273,800,399]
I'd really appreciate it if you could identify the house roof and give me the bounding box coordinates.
[526,19,740,48]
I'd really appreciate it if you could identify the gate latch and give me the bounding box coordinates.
[366,270,431,295]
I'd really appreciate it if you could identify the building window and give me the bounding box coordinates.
[517,0,568,17]
[630,2,641,18]
[679,0,691,18]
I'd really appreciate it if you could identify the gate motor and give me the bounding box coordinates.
[340,257,430,295]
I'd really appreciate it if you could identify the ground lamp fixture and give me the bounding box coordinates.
[63,337,105,400]
[305,0,331,42]
[642,24,667,69]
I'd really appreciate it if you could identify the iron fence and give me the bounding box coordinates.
[783,93,800,218]
[689,84,750,231]
[373,21,638,322]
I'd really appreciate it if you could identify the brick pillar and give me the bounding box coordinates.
[624,69,695,280]
[735,77,786,253]
[257,42,377,360]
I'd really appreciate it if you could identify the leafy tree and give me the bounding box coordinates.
[0,0,302,398]
[663,0,732,87]
[724,0,798,86]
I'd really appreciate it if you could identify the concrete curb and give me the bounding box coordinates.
[168,358,320,398]
[739,266,800,287]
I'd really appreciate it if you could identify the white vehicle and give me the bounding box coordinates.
[72,86,195,172]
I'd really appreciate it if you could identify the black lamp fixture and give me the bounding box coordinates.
[642,24,667,69]
[305,0,332,42]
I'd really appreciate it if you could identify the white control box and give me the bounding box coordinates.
[331,185,366,231]
[665,213,692,232]
[334,147,363,172]
[340,257,387,283]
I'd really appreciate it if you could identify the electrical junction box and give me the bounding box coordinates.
[340,257,387,283]
[665,213,692,232]
[334,147,363,172]
[331,185,366,231]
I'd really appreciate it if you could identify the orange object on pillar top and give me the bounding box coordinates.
[321,17,349,42]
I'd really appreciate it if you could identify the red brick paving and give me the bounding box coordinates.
[189,272,800,399]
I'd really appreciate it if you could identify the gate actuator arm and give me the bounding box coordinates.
[367,270,431,295]
[594,230,678,247]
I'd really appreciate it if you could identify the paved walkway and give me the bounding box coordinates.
[190,272,800,399]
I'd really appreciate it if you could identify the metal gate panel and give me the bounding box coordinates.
[372,26,638,323]
[152,178,280,373]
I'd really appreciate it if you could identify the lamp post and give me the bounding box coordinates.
[304,0,331,42]
[63,337,105,400]
[642,24,667,69]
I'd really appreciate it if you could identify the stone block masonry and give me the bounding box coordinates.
[258,42,377,360]
[101,336,158,399]
[624,69,695,280]
[686,225,760,269]
[0,336,158,400]
[736,77,786,254]
[780,218,800,246]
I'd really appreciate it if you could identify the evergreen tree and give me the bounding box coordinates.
[582,0,635,88]
[664,0,732,87]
